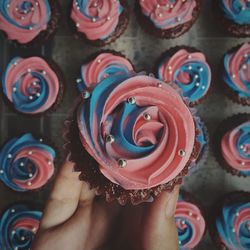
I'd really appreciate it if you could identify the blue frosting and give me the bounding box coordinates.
[75,0,123,40]
[0,133,56,192]
[0,204,42,250]
[223,50,250,98]
[220,0,250,25]
[158,54,211,103]
[216,201,250,250]
[78,74,158,160]
[2,57,53,114]
[0,0,51,30]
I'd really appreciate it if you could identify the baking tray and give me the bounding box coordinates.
[0,1,250,249]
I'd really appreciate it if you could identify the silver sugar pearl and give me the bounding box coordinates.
[106,135,115,143]
[127,96,136,105]
[118,159,127,168]
[178,149,186,157]
[82,91,91,99]
[143,113,151,121]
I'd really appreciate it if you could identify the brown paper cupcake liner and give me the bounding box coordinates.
[0,56,65,117]
[154,45,213,107]
[213,113,250,177]
[63,93,201,205]
[209,191,250,250]
[0,0,61,48]
[214,1,250,37]
[220,42,250,106]
[134,0,201,39]
[69,0,129,47]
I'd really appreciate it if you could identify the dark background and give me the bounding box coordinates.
[0,1,250,249]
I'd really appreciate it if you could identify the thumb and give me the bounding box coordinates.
[142,186,180,250]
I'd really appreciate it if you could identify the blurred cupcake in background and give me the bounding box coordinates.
[156,46,212,106]
[222,43,250,105]
[0,203,42,250]
[217,0,250,37]
[214,114,250,177]
[135,0,201,39]
[2,56,64,115]
[210,191,250,250]
[0,0,61,46]
[70,0,129,46]
[175,190,206,249]
[0,133,56,192]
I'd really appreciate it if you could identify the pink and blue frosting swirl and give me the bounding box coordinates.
[0,0,51,44]
[221,120,250,176]
[223,43,250,98]
[77,52,134,93]
[139,0,197,30]
[2,56,60,114]
[0,133,56,191]
[157,49,211,103]
[175,193,205,249]
[220,0,250,25]
[216,200,250,250]
[0,204,42,250]
[71,0,124,41]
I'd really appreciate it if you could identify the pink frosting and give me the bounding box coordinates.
[175,201,205,249]
[139,0,196,29]
[0,1,51,44]
[81,52,134,89]
[13,218,40,233]
[4,57,60,114]
[71,0,122,40]
[13,146,54,190]
[77,75,195,190]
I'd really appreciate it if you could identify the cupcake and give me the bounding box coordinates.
[217,0,250,37]
[0,0,61,47]
[175,191,206,249]
[0,203,42,250]
[156,47,212,106]
[76,51,134,94]
[70,0,129,46]
[135,0,201,39]
[2,56,64,115]
[0,133,56,191]
[214,114,250,177]
[64,73,201,205]
[210,191,250,250]
[222,43,250,106]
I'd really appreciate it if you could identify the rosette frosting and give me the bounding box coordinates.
[139,0,197,30]
[223,43,250,98]
[157,49,211,103]
[77,74,196,190]
[0,133,56,191]
[216,200,250,250]
[0,204,42,250]
[0,0,51,44]
[221,121,250,176]
[71,0,124,40]
[2,56,60,114]
[77,52,134,93]
[220,0,250,24]
[175,194,205,249]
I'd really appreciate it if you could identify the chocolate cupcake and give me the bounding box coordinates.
[76,51,135,94]
[0,203,42,250]
[210,191,250,250]
[0,133,56,192]
[156,46,212,106]
[0,0,61,47]
[64,73,201,205]
[217,0,250,37]
[1,56,64,115]
[135,0,201,39]
[175,191,206,249]
[70,0,129,46]
[222,43,250,106]
[214,114,250,177]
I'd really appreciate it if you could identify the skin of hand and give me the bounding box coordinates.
[32,161,180,250]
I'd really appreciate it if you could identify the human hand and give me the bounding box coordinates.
[32,161,179,250]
